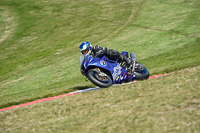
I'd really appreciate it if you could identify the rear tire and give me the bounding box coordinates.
[134,63,149,80]
[87,68,113,88]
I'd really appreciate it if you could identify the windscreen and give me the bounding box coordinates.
[80,55,84,65]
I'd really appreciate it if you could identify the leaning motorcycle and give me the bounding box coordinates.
[80,51,149,88]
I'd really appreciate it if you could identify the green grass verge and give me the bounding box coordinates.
[0,0,200,109]
[1,66,199,132]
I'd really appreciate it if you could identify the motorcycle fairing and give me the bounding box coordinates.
[82,55,134,83]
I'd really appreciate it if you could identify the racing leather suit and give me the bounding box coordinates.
[92,45,131,68]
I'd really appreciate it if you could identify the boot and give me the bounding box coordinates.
[119,54,133,75]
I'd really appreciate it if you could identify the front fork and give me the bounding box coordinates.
[131,60,136,74]
[130,52,144,72]
[130,52,136,74]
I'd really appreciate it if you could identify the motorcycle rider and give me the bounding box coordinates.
[79,41,133,75]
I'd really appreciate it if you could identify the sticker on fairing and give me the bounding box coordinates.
[112,64,122,81]
[100,60,107,66]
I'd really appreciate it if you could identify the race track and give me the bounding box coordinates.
[0,73,169,112]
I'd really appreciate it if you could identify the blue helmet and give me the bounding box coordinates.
[79,41,92,55]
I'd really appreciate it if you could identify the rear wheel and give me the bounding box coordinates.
[134,62,149,80]
[87,68,113,88]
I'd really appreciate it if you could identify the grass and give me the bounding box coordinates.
[0,0,200,131]
[1,66,199,132]
[0,0,199,109]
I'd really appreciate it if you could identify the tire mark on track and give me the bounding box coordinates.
[0,7,16,44]
[97,1,147,44]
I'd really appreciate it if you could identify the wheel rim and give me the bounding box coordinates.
[93,71,111,83]
[135,64,147,75]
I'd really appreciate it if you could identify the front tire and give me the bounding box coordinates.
[87,68,113,88]
[134,62,149,80]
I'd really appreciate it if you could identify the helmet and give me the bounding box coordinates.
[79,41,92,55]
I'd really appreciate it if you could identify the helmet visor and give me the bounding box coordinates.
[81,49,89,55]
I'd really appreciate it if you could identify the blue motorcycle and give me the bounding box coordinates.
[80,51,149,88]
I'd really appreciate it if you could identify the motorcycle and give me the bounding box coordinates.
[80,51,149,88]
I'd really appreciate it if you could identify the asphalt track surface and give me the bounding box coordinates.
[0,74,169,112]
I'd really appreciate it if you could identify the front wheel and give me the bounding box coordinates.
[87,68,113,88]
[134,62,149,80]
